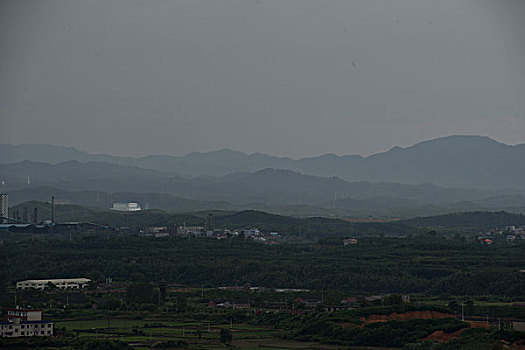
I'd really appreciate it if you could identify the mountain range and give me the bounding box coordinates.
[1,135,524,190]
[1,135,524,218]
[1,163,524,219]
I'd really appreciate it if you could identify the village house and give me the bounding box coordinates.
[294,296,323,307]
[0,307,53,338]
[343,238,358,245]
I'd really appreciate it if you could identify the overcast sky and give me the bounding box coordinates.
[0,0,524,158]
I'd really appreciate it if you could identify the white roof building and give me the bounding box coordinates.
[16,278,91,290]
[111,202,141,212]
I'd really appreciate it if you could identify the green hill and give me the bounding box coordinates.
[400,211,525,228]
[8,202,419,238]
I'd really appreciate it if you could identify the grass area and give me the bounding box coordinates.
[55,318,146,330]
[56,318,354,349]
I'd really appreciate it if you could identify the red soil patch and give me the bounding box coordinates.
[340,322,359,329]
[421,321,489,343]
[362,311,454,325]
[510,339,525,349]
[467,320,489,329]
[424,328,467,343]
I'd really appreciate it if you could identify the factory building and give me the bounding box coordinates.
[16,278,91,290]
[111,202,141,212]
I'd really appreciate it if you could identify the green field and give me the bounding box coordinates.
[55,318,347,350]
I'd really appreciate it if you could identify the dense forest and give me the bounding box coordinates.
[1,234,524,297]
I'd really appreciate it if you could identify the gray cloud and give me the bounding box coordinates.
[0,0,524,157]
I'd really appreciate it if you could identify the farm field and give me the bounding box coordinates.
[56,318,351,350]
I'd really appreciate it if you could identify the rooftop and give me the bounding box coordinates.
[18,278,91,284]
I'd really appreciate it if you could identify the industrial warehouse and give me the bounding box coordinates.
[16,278,91,291]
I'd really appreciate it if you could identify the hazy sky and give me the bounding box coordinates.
[1,0,524,158]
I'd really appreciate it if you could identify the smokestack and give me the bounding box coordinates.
[51,196,55,224]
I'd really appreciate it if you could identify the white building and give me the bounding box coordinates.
[0,308,53,338]
[111,202,141,212]
[16,278,91,290]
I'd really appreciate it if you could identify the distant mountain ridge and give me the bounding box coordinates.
[2,161,524,218]
[1,135,524,189]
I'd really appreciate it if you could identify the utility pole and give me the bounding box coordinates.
[106,280,111,335]
[51,196,55,224]
[461,301,464,321]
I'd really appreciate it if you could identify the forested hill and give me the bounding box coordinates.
[9,201,419,238]
[213,210,418,237]
[400,211,525,228]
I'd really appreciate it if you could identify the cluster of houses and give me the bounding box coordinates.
[478,225,525,245]
[502,225,525,241]
[139,225,281,242]
[207,293,410,314]
[218,285,310,293]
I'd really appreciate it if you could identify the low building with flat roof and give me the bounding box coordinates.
[1,307,53,338]
[16,278,91,290]
[111,202,141,212]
